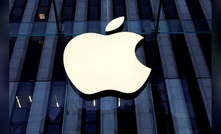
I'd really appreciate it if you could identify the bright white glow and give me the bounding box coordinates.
[16,96,22,108]
[63,17,151,96]
[118,98,121,107]
[55,95,59,107]
[29,95,32,103]
[93,100,96,107]
[56,102,59,107]
[39,13,45,19]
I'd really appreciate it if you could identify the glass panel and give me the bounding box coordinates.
[117,99,137,134]
[10,8,24,22]
[52,37,72,81]
[137,0,152,19]
[44,82,66,133]
[39,0,51,7]
[46,124,60,134]
[9,19,212,37]
[9,37,16,60]
[14,0,27,7]
[84,124,97,134]
[81,100,100,134]
[10,82,35,134]
[61,0,76,21]
[20,36,44,81]
[88,0,100,20]
[113,0,126,18]
[151,79,174,133]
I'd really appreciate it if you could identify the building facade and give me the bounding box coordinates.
[9,0,212,133]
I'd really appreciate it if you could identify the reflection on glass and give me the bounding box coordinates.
[44,82,66,133]
[93,100,96,107]
[16,96,22,108]
[10,82,35,134]
[117,99,137,133]
[28,95,32,103]
[118,98,121,107]
[55,95,59,108]
[82,100,100,134]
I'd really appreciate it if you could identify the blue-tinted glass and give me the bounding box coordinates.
[137,0,152,19]
[185,0,211,72]
[48,108,63,123]
[167,20,182,32]
[114,6,125,17]
[63,7,74,20]
[36,7,49,21]
[10,124,27,134]
[20,37,44,81]
[89,7,100,19]
[9,37,16,60]
[90,0,99,6]
[163,0,173,5]
[84,124,97,133]
[140,6,151,19]
[81,100,100,134]
[113,0,126,18]
[162,0,179,19]
[10,8,24,22]
[32,22,47,35]
[44,82,66,133]
[49,82,66,107]
[62,0,76,21]
[151,79,174,133]
[39,0,51,7]
[11,109,29,123]
[35,0,52,21]
[88,0,100,20]
[10,0,27,22]
[87,21,100,32]
[114,0,124,6]
[46,124,60,134]
[14,0,27,7]
[85,111,97,123]
[117,99,137,134]
[170,33,211,133]
[163,5,178,19]
[64,0,74,6]
[52,37,71,81]
[10,82,34,134]
[181,79,199,130]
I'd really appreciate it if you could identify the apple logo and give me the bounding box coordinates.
[63,16,151,100]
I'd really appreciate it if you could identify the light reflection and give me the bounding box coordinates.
[93,100,96,107]
[55,95,59,107]
[16,96,22,108]
[118,98,121,107]
[29,95,32,103]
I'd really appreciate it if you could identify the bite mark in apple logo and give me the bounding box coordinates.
[63,16,151,100]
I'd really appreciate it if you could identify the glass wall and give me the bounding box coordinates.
[9,0,212,133]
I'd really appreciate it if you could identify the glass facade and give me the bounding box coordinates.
[9,0,211,133]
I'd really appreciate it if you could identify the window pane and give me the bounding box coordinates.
[63,7,74,20]
[14,0,27,7]
[10,8,24,22]
[11,109,29,123]
[20,37,44,81]
[46,124,60,134]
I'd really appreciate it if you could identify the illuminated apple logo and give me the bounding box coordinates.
[63,16,151,99]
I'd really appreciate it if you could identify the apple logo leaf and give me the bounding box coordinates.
[105,16,124,34]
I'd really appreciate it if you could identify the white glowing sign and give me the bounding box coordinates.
[63,16,151,98]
